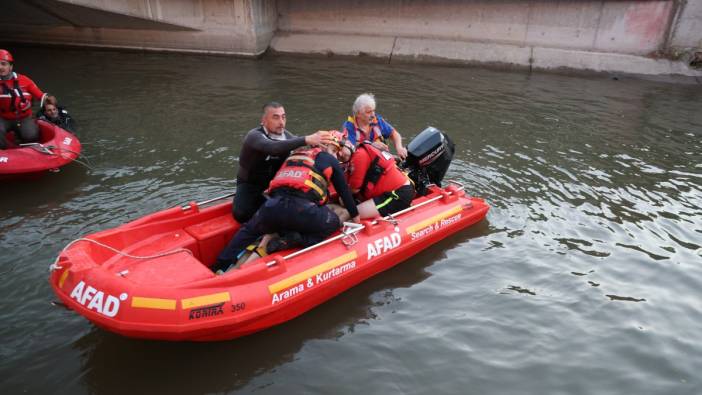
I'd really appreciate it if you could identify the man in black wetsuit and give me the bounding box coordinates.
[213,135,360,273]
[233,101,331,223]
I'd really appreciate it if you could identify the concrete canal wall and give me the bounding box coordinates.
[272,0,702,77]
[1,0,701,77]
[0,0,278,56]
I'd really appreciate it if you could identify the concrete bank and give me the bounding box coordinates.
[271,0,702,78]
[271,33,702,78]
[1,0,278,56]
[1,0,701,79]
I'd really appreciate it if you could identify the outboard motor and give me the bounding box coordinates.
[403,126,455,196]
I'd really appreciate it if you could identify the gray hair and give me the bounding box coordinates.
[352,93,376,115]
[262,101,283,115]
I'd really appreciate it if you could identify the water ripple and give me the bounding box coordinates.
[2,48,702,395]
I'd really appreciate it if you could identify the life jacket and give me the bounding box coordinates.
[357,142,406,200]
[267,147,330,204]
[0,73,32,119]
[344,114,392,145]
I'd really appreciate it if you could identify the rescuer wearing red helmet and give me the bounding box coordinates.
[0,49,47,149]
[337,132,415,219]
[213,131,360,273]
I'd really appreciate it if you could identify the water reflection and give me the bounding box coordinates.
[0,164,88,217]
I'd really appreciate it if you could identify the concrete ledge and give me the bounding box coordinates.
[270,32,395,59]
[392,38,532,68]
[533,47,702,77]
[1,0,276,56]
[268,31,702,79]
[2,24,265,57]
[7,39,264,58]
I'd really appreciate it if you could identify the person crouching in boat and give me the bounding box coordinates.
[212,132,360,273]
[38,95,75,132]
[0,49,46,150]
[337,134,415,219]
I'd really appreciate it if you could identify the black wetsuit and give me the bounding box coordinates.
[233,126,307,223]
[37,106,75,132]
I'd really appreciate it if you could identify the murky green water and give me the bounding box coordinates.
[1,47,701,394]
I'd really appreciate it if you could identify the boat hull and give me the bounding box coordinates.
[50,185,489,341]
[0,120,81,180]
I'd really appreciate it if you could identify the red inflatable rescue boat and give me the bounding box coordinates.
[0,120,81,180]
[49,183,489,341]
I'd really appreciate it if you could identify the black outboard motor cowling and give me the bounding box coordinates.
[403,126,455,196]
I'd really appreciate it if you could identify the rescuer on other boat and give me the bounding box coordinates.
[341,93,407,160]
[213,132,360,273]
[337,133,415,219]
[0,49,48,150]
[232,102,332,223]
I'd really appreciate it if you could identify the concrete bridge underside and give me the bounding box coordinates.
[1,0,700,77]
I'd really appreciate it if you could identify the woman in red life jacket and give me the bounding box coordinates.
[340,93,408,160]
[0,49,47,149]
[337,133,415,219]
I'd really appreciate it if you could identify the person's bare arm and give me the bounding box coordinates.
[389,129,407,160]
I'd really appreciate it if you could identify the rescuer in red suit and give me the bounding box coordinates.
[337,136,415,219]
[0,49,47,149]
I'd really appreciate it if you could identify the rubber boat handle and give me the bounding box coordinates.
[181,192,236,211]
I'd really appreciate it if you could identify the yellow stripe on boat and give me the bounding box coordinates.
[58,269,70,289]
[132,297,177,310]
[181,292,231,309]
[406,205,462,234]
[269,251,358,294]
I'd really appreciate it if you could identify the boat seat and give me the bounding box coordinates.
[184,215,239,267]
[112,230,214,286]
[125,253,215,286]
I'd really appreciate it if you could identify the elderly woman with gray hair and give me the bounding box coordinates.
[341,93,407,160]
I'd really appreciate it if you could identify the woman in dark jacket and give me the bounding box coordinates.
[37,96,75,132]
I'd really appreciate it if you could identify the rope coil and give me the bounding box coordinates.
[49,237,194,272]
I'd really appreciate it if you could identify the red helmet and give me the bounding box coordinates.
[0,49,13,63]
[328,130,344,150]
[334,130,354,154]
